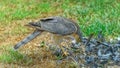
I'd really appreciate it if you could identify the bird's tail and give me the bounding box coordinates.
[14,29,41,50]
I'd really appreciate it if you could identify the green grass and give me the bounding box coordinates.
[0,0,52,24]
[0,0,119,37]
[62,0,120,37]
[0,46,32,64]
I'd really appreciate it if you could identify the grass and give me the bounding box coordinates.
[0,0,120,67]
[0,46,32,65]
[0,0,119,37]
[0,0,53,21]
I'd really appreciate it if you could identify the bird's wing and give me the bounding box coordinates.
[40,16,56,22]
[14,29,41,50]
[63,17,83,41]
[28,16,77,35]
[26,17,58,30]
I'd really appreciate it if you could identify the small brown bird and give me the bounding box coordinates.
[14,16,83,50]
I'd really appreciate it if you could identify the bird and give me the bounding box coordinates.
[14,16,83,50]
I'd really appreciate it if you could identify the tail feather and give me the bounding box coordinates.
[14,30,41,50]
